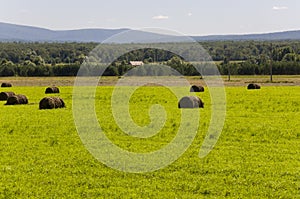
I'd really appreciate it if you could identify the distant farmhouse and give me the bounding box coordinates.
[129,61,144,66]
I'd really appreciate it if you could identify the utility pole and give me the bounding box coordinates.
[228,65,231,81]
[270,44,273,82]
[270,58,273,82]
[224,45,230,81]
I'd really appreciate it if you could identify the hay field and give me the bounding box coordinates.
[0,77,299,198]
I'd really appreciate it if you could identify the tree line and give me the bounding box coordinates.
[0,41,300,76]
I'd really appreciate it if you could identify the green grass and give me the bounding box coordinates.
[0,85,299,198]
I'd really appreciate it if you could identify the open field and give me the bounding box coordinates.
[0,77,299,198]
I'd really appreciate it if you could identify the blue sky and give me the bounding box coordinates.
[0,0,299,35]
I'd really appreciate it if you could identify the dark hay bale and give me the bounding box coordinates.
[1,82,12,87]
[247,83,261,90]
[190,85,205,92]
[39,97,65,109]
[178,96,204,108]
[0,92,15,101]
[255,84,261,89]
[45,87,60,94]
[5,94,28,105]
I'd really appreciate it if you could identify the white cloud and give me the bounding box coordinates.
[152,15,169,20]
[19,9,30,15]
[87,21,95,25]
[272,6,288,10]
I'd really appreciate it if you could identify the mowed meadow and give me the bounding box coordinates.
[0,77,300,198]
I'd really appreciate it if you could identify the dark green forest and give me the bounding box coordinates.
[1,41,300,76]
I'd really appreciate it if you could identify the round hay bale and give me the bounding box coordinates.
[39,97,65,109]
[247,83,256,89]
[5,94,28,105]
[190,85,204,92]
[247,83,261,90]
[0,92,15,101]
[1,82,12,87]
[45,87,60,94]
[178,96,204,108]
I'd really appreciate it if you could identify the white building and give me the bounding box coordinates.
[129,61,144,66]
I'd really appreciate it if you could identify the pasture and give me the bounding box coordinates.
[0,77,299,198]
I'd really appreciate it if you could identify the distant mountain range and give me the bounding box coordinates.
[192,31,300,41]
[1,22,300,43]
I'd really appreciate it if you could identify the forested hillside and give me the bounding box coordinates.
[1,41,300,76]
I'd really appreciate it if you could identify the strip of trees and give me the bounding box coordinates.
[0,41,300,76]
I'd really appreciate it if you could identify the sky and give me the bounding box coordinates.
[0,0,299,36]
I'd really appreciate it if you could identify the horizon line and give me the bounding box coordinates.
[1,21,300,37]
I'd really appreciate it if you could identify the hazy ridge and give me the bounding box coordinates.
[1,22,300,42]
